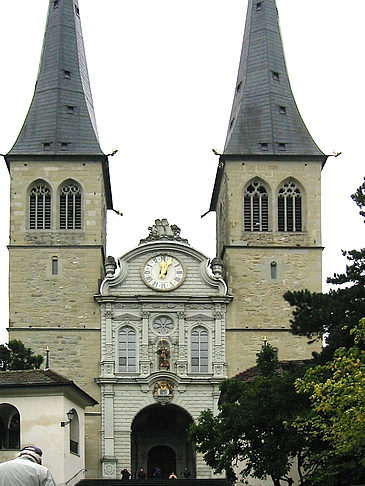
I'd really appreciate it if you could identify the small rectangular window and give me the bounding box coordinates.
[236,81,242,92]
[270,261,277,280]
[272,71,280,82]
[278,143,286,151]
[75,5,80,16]
[53,0,59,8]
[279,106,287,114]
[43,143,51,151]
[256,2,262,11]
[67,105,74,114]
[52,258,58,275]
[261,143,269,151]
[61,142,68,151]
[63,70,71,79]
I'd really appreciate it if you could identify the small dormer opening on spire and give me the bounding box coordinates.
[271,71,280,82]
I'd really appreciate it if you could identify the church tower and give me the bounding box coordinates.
[4,0,112,476]
[210,0,328,376]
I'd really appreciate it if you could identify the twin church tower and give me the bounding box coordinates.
[4,0,327,479]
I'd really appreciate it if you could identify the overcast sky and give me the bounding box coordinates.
[0,0,363,345]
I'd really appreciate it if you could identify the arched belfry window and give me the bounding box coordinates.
[191,327,209,373]
[244,180,269,231]
[118,326,136,373]
[60,182,82,229]
[30,183,51,229]
[278,180,302,232]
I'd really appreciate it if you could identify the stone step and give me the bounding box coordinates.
[76,480,231,486]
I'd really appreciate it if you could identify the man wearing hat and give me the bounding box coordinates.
[0,446,56,486]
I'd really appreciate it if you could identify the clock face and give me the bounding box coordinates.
[142,254,185,291]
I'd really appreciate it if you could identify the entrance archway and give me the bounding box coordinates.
[131,404,195,479]
[148,445,176,479]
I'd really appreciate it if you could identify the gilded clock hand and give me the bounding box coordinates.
[159,258,173,279]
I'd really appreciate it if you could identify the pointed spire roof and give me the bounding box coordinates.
[7,0,103,157]
[223,0,324,157]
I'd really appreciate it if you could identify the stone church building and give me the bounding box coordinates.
[2,0,327,481]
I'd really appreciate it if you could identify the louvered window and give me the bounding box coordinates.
[60,183,82,229]
[244,181,268,232]
[191,327,209,373]
[278,181,302,232]
[118,327,136,373]
[30,184,51,229]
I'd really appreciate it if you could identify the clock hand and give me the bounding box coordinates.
[159,258,173,279]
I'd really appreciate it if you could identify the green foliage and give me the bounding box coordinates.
[0,339,43,371]
[190,347,309,485]
[256,341,279,376]
[284,180,365,363]
[293,319,365,485]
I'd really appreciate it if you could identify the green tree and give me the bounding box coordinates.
[293,319,365,485]
[0,339,43,371]
[190,344,309,486]
[284,179,365,363]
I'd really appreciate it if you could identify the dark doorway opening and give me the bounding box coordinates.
[148,445,176,479]
[131,404,195,479]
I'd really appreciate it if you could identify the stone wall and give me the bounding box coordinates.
[216,158,323,376]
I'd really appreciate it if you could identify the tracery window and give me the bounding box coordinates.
[278,180,302,232]
[191,327,209,373]
[0,404,20,450]
[30,183,51,229]
[60,182,82,229]
[244,180,269,231]
[118,326,136,373]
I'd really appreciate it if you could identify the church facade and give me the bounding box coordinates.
[3,0,327,481]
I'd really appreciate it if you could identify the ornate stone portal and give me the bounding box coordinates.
[97,221,231,478]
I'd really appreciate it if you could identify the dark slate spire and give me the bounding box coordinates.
[8,0,103,156]
[223,0,324,157]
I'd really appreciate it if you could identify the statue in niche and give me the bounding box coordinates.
[156,340,170,370]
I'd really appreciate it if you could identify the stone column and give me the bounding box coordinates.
[102,307,114,377]
[102,384,117,478]
[176,311,187,376]
[140,311,151,376]
[213,310,225,377]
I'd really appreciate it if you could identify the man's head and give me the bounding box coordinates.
[18,446,43,465]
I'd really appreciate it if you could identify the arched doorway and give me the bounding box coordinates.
[131,404,195,479]
[148,445,176,478]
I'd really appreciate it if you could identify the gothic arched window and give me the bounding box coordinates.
[191,327,209,373]
[60,182,82,229]
[0,403,20,450]
[118,327,136,373]
[244,180,269,232]
[30,183,51,229]
[278,180,302,232]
